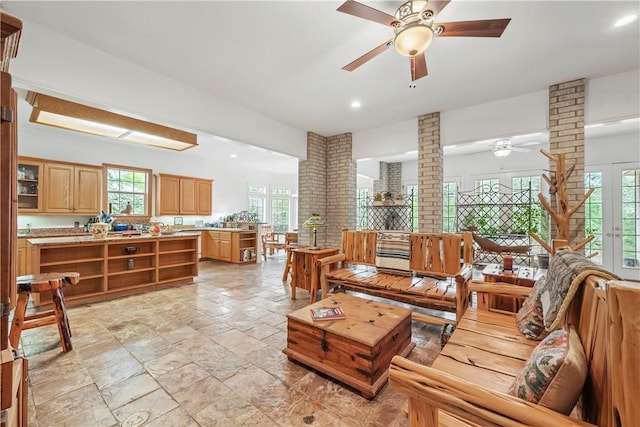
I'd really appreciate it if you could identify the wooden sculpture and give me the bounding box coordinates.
[529,149,594,254]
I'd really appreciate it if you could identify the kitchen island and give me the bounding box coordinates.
[198,228,258,263]
[27,232,200,306]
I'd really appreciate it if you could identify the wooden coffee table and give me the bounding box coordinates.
[283,293,414,399]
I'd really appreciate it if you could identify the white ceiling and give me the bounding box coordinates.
[3,0,640,167]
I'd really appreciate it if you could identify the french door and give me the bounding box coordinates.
[588,162,640,280]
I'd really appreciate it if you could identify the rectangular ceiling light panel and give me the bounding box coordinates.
[27,92,198,151]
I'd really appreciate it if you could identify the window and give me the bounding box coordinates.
[271,187,291,232]
[248,197,265,222]
[472,178,500,234]
[248,185,266,222]
[406,184,418,232]
[104,164,151,217]
[442,182,456,233]
[584,172,603,265]
[621,169,640,269]
[356,188,370,230]
[249,185,266,194]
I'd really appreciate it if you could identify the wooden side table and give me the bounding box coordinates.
[291,247,338,303]
[477,263,546,313]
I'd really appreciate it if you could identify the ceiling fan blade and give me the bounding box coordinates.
[422,0,451,17]
[512,147,531,153]
[337,1,400,27]
[343,39,393,72]
[435,18,511,37]
[410,53,428,81]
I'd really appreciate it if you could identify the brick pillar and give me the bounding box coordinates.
[298,132,355,248]
[299,132,327,247]
[548,78,585,245]
[326,133,356,248]
[373,162,389,194]
[387,162,402,195]
[418,112,443,232]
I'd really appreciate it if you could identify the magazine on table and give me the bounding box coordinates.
[310,306,346,321]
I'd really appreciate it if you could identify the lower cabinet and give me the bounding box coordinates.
[29,235,198,306]
[201,230,257,263]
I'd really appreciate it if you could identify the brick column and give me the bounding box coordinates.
[387,163,402,195]
[298,132,355,248]
[299,132,327,247]
[326,133,356,248]
[373,162,402,195]
[548,78,585,245]
[373,162,389,194]
[418,112,442,232]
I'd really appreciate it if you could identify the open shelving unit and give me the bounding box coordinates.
[235,231,258,263]
[158,238,198,282]
[30,234,199,306]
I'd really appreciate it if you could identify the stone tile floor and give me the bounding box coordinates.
[16,254,442,426]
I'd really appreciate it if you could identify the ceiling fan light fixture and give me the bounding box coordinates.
[493,139,512,157]
[394,23,434,57]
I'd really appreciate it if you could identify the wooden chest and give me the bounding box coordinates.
[284,293,414,399]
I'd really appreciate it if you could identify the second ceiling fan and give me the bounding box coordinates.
[338,0,511,81]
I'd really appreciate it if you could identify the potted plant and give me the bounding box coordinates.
[373,193,383,206]
[383,191,393,205]
[395,193,405,205]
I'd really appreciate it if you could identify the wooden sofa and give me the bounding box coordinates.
[318,230,474,325]
[389,270,640,426]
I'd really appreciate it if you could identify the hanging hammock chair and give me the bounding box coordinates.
[471,232,530,254]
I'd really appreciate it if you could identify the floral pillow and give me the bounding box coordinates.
[515,275,548,340]
[507,325,587,415]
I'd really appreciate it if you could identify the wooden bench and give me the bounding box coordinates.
[318,230,474,326]
[389,271,640,426]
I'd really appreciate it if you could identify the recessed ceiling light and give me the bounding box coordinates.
[351,100,361,109]
[356,157,371,161]
[230,153,238,158]
[614,14,637,27]
[585,123,604,129]
[405,150,418,155]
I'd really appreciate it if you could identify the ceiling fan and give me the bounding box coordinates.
[492,139,531,157]
[337,0,511,81]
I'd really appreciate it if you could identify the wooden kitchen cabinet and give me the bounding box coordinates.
[42,161,101,214]
[29,233,199,306]
[180,178,197,214]
[17,159,42,212]
[202,230,231,261]
[157,174,180,215]
[196,179,212,215]
[201,230,255,263]
[156,173,213,216]
[16,238,32,276]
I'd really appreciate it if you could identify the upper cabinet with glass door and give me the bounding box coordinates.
[17,159,43,212]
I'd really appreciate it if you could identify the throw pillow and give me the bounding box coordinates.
[375,230,411,273]
[507,325,587,415]
[515,275,548,340]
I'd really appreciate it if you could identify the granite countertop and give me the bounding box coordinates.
[27,231,201,246]
[195,227,256,232]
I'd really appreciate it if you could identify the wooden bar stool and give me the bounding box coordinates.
[9,272,80,353]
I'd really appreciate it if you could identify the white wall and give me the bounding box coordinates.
[12,19,307,160]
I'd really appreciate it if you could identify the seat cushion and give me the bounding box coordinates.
[507,325,587,415]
